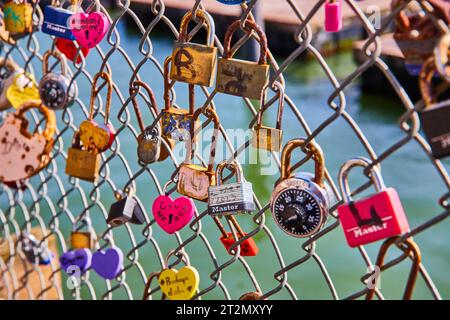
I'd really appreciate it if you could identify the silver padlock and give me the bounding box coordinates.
[208,160,255,216]
[39,50,76,111]
[137,124,161,164]
[107,189,146,227]
[20,232,53,265]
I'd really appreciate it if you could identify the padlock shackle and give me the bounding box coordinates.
[212,215,246,239]
[222,19,268,65]
[42,50,68,76]
[129,80,158,133]
[215,160,243,187]
[88,71,113,124]
[15,100,56,142]
[178,9,215,46]
[256,81,284,129]
[419,57,438,107]
[338,157,386,204]
[281,138,325,187]
[434,33,450,81]
[366,237,421,300]
[184,107,220,173]
[163,56,195,115]
[0,57,19,73]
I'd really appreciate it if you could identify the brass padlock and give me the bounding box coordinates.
[129,80,174,164]
[177,107,220,202]
[216,19,270,100]
[65,133,101,182]
[170,9,218,87]
[252,81,284,152]
[161,56,195,142]
[0,57,20,111]
[71,217,94,250]
[3,0,34,37]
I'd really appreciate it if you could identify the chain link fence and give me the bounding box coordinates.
[0,0,449,300]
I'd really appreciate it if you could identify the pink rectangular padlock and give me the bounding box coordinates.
[337,158,410,248]
[325,0,343,32]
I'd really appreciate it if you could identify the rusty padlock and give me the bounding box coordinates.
[366,237,421,300]
[177,107,220,202]
[208,160,255,216]
[129,80,174,164]
[161,56,195,142]
[3,0,34,37]
[170,9,218,87]
[216,19,270,100]
[213,215,259,256]
[65,131,101,182]
[419,35,450,159]
[252,81,284,152]
[0,57,20,111]
[0,100,56,185]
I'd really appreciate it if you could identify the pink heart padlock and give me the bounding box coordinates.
[68,12,110,49]
[152,195,195,234]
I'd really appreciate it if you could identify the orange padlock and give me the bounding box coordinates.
[213,215,258,256]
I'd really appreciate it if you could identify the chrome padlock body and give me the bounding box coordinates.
[271,172,331,238]
[216,20,269,100]
[42,5,75,40]
[208,160,255,216]
[107,196,145,227]
[137,125,161,164]
[209,181,254,216]
[170,10,217,87]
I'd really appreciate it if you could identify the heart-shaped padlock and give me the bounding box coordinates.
[39,50,76,111]
[68,0,110,49]
[0,57,20,111]
[158,266,200,300]
[152,195,195,234]
[55,38,90,63]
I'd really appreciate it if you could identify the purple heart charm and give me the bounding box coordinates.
[91,247,123,280]
[60,249,92,274]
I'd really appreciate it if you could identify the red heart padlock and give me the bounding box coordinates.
[213,216,259,256]
[337,157,410,248]
[55,38,90,63]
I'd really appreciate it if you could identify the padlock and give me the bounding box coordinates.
[392,0,448,75]
[42,1,78,40]
[0,57,20,111]
[55,38,90,64]
[20,232,53,265]
[239,292,264,300]
[0,100,56,185]
[366,237,421,300]
[71,217,94,249]
[216,19,270,100]
[0,7,16,45]
[6,71,41,109]
[270,138,333,238]
[39,50,76,111]
[337,157,410,248]
[161,56,195,142]
[107,189,146,227]
[208,160,255,216]
[418,35,450,159]
[130,80,174,164]
[78,72,115,153]
[252,81,284,152]
[213,215,259,256]
[325,0,342,33]
[177,107,219,202]
[2,0,34,37]
[170,9,217,87]
[65,132,101,182]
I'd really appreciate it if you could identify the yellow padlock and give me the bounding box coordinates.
[6,72,41,109]
[3,0,34,36]
[170,10,218,87]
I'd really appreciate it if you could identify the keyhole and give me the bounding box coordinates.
[168,214,173,224]
[85,30,89,39]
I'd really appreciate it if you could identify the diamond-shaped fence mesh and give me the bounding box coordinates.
[0,0,449,300]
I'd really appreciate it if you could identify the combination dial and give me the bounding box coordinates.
[272,188,323,237]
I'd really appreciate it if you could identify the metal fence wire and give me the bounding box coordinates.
[0,0,449,300]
